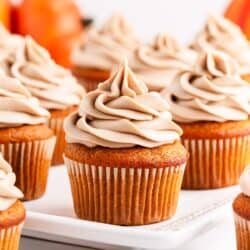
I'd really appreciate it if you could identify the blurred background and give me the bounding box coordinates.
[0,0,244,68]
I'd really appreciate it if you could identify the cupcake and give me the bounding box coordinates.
[233,167,250,250]
[0,73,55,200]
[131,33,197,92]
[191,14,250,81]
[2,36,85,165]
[0,154,25,250]
[163,49,250,189]
[71,13,140,92]
[64,59,188,225]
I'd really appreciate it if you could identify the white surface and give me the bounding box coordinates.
[76,0,229,43]
[23,167,239,250]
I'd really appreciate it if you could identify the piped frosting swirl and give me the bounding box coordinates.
[71,13,140,71]
[0,73,50,128]
[191,14,250,75]
[240,166,250,197]
[0,154,23,211]
[5,36,85,110]
[131,33,197,91]
[163,49,250,123]
[65,59,182,148]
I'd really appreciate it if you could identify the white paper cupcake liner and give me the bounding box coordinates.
[234,213,250,250]
[0,223,23,250]
[182,135,250,189]
[0,137,56,200]
[64,156,186,225]
[47,116,65,165]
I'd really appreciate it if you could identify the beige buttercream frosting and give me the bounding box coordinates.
[0,154,23,211]
[5,36,85,110]
[163,50,250,123]
[191,14,250,75]
[131,33,197,91]
[239,166,250,197]
[71,13,140,71]
[0,72,50,128]
[64,59,182,148]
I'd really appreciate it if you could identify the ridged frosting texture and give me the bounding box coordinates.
[131,33,197,91]
[239,166,250,197]
[71,13,140,71]
[8,36,84,110]
[0,154,23,211]
[191,14,250,75]
[163,50,250,123]
[0,73,50,128]
[65,60,182,148]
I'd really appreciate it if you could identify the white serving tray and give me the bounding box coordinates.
[23,166,239,250]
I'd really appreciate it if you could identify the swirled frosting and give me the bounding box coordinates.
[64,59,182,148]
[239,166,250,197]
[7,36,85,110]
[131,33,197,91]
[0,154,23,211]
[0,73,50,128]
[71,13,140,71]
[163,50,250,123]
[191,14,250,75]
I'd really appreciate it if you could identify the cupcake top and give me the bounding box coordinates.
[240,166,250,197]
[4,36,85,111]
[163,49,250,123]
[191,14,250,75]
[0,154,23,211]
[0,73,50,128]
[71,13,140,71]
[131,33,197,92]
[64,59,182,148]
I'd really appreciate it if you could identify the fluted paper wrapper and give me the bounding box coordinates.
[234,213,250,250]
[48,116,66,165]
[0,137,56,200]
[0,223,23,250]
[182,136,250,189]
[64,156,185,225]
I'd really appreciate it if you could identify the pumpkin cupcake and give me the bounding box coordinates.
[2,36,85,165]
[191,14,250,82]
[0,154,25,250]
[71,13,141,92]
[0,73,55,200]
[163,49,250,189]
[64,59,188,225]
[131,33,197,92]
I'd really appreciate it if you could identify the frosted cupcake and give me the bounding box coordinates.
[131,33,197,92]
[0,154,25,250]
[163,49,250,189]
[233,167,250,250]
[3,36,85,165]
[0,73,55,200]
[71,13,140,91]
[64,59,188,225]
[191,14,250,81]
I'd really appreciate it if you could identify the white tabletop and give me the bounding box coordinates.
[20,208,236,250]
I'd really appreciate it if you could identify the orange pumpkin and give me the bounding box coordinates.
[15,0,83,68]
[0,0,10,28]
[225,0,250,39]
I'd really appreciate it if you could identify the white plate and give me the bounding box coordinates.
[23,166,239,249]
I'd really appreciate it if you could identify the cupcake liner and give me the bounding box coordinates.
[0,223,23,250]
[47,116,65,165]
[64,156,186,225]
[234,213,250,250]
[0,137,56,200]
[182,135,250,189]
